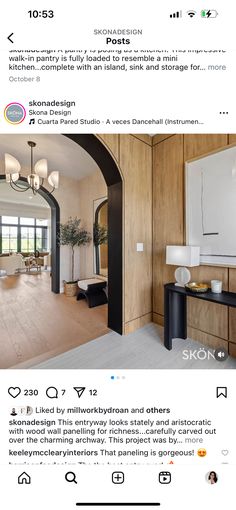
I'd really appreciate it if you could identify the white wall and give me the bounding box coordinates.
[50,175,82,290]
[0,202,50,219]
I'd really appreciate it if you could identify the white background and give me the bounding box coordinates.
[0,369,235,509]
[0,2,235,508]
[0,369,234,466]
[0,0,236,133]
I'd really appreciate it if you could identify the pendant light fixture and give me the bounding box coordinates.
[5,141,59,194]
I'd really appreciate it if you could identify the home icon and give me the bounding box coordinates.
[18,472,31,485]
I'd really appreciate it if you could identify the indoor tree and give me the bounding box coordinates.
[59,217,91,283]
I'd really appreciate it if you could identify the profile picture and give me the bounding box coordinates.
[9,406,33,416]
[19,406,33,416]
[26,406,33,415]
[4,102,26,124]
[206,471,218,484]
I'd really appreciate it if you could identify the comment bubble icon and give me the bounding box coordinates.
[46,386,58,399]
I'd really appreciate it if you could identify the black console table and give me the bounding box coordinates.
[164,283,236,350]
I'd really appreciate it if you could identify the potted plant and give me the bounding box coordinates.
[93,222,108,275]
[59,217,91,296]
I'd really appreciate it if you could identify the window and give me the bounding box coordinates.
[36,227,47,251]
[0,216,48,254]
[2,215,18,225]
[2,226,18,253]
[20,227,35,252]
[20,217,35,226]
[36,219,48,226]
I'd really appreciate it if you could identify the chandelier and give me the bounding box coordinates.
[5,141,59,194]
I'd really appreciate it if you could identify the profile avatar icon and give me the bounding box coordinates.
[207,471,218,484]
[19,406,33,416]
[4,102,26,124]
[10,407,17,416]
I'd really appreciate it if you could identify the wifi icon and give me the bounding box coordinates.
[187,10,196,17]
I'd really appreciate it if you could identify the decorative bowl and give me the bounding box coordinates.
[185,282,209,293]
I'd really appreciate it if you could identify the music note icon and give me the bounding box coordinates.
[29,118,35,125]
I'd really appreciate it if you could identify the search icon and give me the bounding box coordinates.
[65,471,77,484]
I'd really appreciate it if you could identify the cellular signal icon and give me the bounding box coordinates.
[170,10,182,18]
[187,10,196,17]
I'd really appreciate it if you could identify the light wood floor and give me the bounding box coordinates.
[0,272,109,369]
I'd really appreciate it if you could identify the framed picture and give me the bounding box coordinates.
[185,144,236,266]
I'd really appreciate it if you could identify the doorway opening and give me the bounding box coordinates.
[0,134,123,337]
[64,135,123,335]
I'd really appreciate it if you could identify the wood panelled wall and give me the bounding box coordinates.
[96,133,236,356]
[153,134,236,357]
[97,134,153,334]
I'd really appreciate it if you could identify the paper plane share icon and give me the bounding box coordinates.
[73,387,86,398]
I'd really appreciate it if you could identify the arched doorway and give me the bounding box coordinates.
[64,135,123,335]
[0,135,123,335]
[0,174,60,295]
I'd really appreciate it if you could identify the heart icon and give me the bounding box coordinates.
[221,450,229,456]
[8,387,21,398]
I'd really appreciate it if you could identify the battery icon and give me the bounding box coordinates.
[201,9,218,17]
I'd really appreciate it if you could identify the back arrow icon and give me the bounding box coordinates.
[8,33,14,43]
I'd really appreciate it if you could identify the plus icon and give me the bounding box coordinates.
[112,471,125,484]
